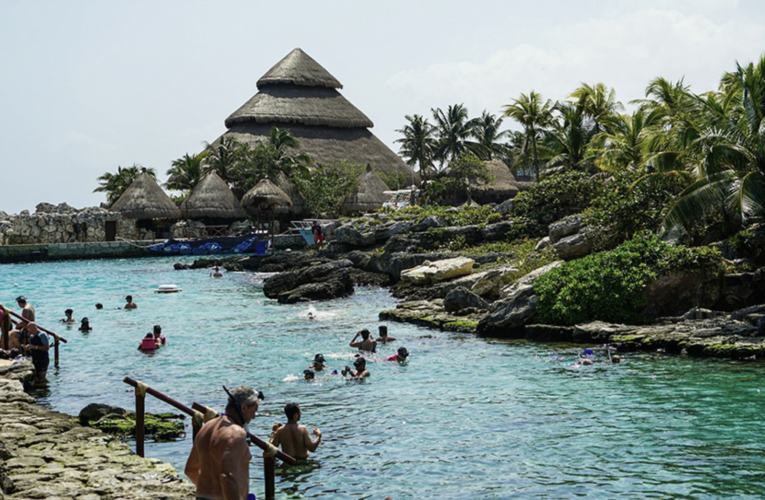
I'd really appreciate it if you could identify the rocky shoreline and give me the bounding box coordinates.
[0,362,194,500]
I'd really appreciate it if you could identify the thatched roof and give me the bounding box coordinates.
[217,48,417,182]
[180,172,247,220]
[340,165,389,214]
[241,178,293,211]
[222,123,416,179]
[111,172,181,220]
[257,48,342,89]
[274,172,305,215]
[225,86,374,129]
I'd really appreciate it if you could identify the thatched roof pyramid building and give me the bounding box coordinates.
[219,48,415,180]
[111,172,181,220]
[340,165,390,214]
[180,172,247,220]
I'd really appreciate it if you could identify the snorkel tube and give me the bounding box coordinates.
[222,385,251,444]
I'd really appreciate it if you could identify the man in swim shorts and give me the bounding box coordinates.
[185,386,262,500]
[270,403,321,460]
[23,322,49,380]
[349,329,376,352]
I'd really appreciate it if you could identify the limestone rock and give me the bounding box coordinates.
[552,230,594,260]
[477,287,538,334]
[409,215,445,233]
[535,237,551,251]
[470,266,520,298]
[263,259,354,303]
[400,257,475,285]
[79,403,127,424]
[443,286,489,313]
[333,224,375,247]
[499,260,563,299]
[549,215,584,243]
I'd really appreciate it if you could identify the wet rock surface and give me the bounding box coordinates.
[0,362,194,500]
[263,259,355,303]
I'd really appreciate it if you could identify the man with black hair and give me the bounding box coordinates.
[185,386,263,500]
[342,357,370,379]
[349,329,376,352]
[270,402,321,460]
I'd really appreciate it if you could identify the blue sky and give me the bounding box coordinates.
[1,0,764,213]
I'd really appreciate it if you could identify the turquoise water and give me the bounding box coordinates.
[3,257,765,499]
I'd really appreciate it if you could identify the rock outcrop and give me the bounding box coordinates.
[263,259,354,303]
[400,257,475,285]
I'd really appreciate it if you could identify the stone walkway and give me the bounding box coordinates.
[0,362,194,500]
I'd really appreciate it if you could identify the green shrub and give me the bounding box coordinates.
[513,171,601,224]
[534,234,723,325]
[486,212,503,224]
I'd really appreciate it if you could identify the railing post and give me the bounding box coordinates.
[264,456,275,500]
[136,391,145,458]
[53,340,59,366]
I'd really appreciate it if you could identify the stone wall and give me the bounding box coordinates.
[0,203,124,245]
[0,361,195,499]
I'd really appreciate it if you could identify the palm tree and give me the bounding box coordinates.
[663,56,765,230]
[569,83,622,134]
[231,127,313,192]
[545,102,597,172]
[502,91,554,182]
[470,111,511,161]
[165,152,207,193]
[203,136,241,184]
[432,104,475,168]
[266,126,313,180]
[94,164,156,205]
[591,110,656,172]
[395,114,437,182]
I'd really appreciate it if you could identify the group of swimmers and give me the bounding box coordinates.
[0,296,50,380]
[302,325,410,381]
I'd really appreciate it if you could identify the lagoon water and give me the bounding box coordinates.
[3,256,765,499]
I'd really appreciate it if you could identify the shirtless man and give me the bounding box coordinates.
[211,266,223,278]
[124,295,137,310]
[375,326,397,344]
[10,296,35,347]
[341,357,370,379]
[270,403,321,460]
[349,329,376,352]
[185,386,262,500]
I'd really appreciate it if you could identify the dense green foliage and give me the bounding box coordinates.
[293,160,365,217]
[512,171,599,224]
[534,235,723,325]
[393,204,500,227]
[423,152,493,202]
[94,164,157,206]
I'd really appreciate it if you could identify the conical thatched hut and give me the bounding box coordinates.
[110,171,181,239]
[216,48,416,193]
[339,165,389,214]
[442,160,523,205]
[274,172,305,216]
[180,172,247,222]
[241,178,293,212]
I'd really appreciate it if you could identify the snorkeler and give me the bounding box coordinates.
[79,317,92,332]
[386,347,409,363]
[341,357,370,379]
[310,354,326,372]
[303,369,315,380]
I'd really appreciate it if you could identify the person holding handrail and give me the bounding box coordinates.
[22,322,49,381]
[185,386,263,500]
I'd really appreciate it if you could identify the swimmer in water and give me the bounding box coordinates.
[307,312,315,320]
[341,357,370,379]
[349,329,376,352]
[95,303,103,310]
[385,347,409,363]
[375,326,397,344]
[124,295,137,310]
[303,369,315,380]
[310,354,326,372]
[211,266,223,278]
[60,308,75,324]
[79,317,92,332]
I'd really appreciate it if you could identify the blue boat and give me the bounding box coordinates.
[147,233,264,255]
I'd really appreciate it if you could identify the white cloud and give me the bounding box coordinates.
[386,5,765,119]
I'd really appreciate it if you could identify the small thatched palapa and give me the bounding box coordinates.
[216,48,415,181]
[241,178,293,211]
[340,165,389,214]
[180,172,247,220]
[111,172,181,219]
[444,160,521,205]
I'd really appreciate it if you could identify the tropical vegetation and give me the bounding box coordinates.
[94,164,156,205]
